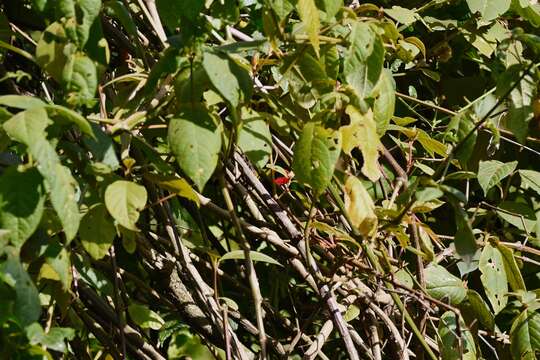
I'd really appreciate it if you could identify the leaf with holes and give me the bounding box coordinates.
[479,243,508,314]
[341,106,380,182]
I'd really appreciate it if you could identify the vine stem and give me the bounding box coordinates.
[220,176,268,360]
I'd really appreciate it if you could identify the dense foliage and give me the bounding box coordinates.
[0,0,540,359]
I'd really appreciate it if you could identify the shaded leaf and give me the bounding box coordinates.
[519,170,540,195]
[498,243,526,291]
[372,69,395,135]
[238,109,272,168]
[0,167,45,250]
[510,309,540,360]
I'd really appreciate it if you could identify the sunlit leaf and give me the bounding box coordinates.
[105,181,147,231]
[425,263,467,305]
[477,160,517,195]
[344,176,377,236]
[219,250,282,267]
[479,243,508,313]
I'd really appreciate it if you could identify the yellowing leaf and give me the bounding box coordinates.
[344,176,377,236]
[104,181,147,231]
[144,173,200,205]
[341,106,381,182]
[297,0,320,56]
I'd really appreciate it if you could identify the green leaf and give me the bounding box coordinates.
[57,0,102,48]
[512,0,540,27]
[479,243,508,314]
[477,160,517,195]
[202,49,252,107]
[344,176,377,236]
[438,311,477,360]
[41,327,75,353]
[498,243,526,291]
[372,69,395,136]
[417,129,448,157]
[466,0,511,21]
[168,328,215,360]
[79,204,116,260]
[450,201,477,264]
[341,107,381,182]
[0,95,46,109]
[385,6,417,26]
[104,181,147,231]
[292,122,341,194]
[297,0,320,56]
[510,309,540,360]
[451,113,477,166]
[128,304,165,330]
[520,170,540,195]
[219,250,283,267]
[425,263,467,305]
[238,109,272,168]
[168,106,222,191]
[156,0,204,29]
[343,22,384,99]
[1,256,41,326]
[0,167,45,250]
[3,107,81,241]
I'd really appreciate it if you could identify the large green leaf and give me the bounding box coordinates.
[0,95,46,109]
[438,311,477,360]
[156,0,204,29]
[449,200,477,264]
[1,256,41,326]
[451,113,477,166]
[477,160,517,195]
[0,167,45,250]
[43,240,71,289]
[202,49,252,107]
[237,109,272,169]
[496,201,538,234]
[519,170,540,195]
[65,53,98,107]
[510,309,540,360]
[343,22,384,99]
[79,204,116,260]
[297,0,320,56]
[344,176,377,236]
[105,181,147,231]
[292,122,341,194]
[479,243,508,314]
[56,0,102,47]
[466,0,511,21]
[341,106,380,182]
[425,263,467,305]
[512,0,540,27]
[460,289,495,331]
[3,107,81,241]
[168,106,222,191]
[372,69,395,136]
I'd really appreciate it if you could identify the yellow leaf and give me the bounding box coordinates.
[341,106,381,182]
[344,176,378,236]
[297,0,320,56]
[144,173,200,206]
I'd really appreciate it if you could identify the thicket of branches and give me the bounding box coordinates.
[0,0,540,359]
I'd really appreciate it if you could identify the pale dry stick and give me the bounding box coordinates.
[233,152,361,360]
[109,246,127,359]
[220,177,268,360]
[303,320,334,360]
[141,0,168,46]
[366,309,382,360]
[368,302,410,360]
